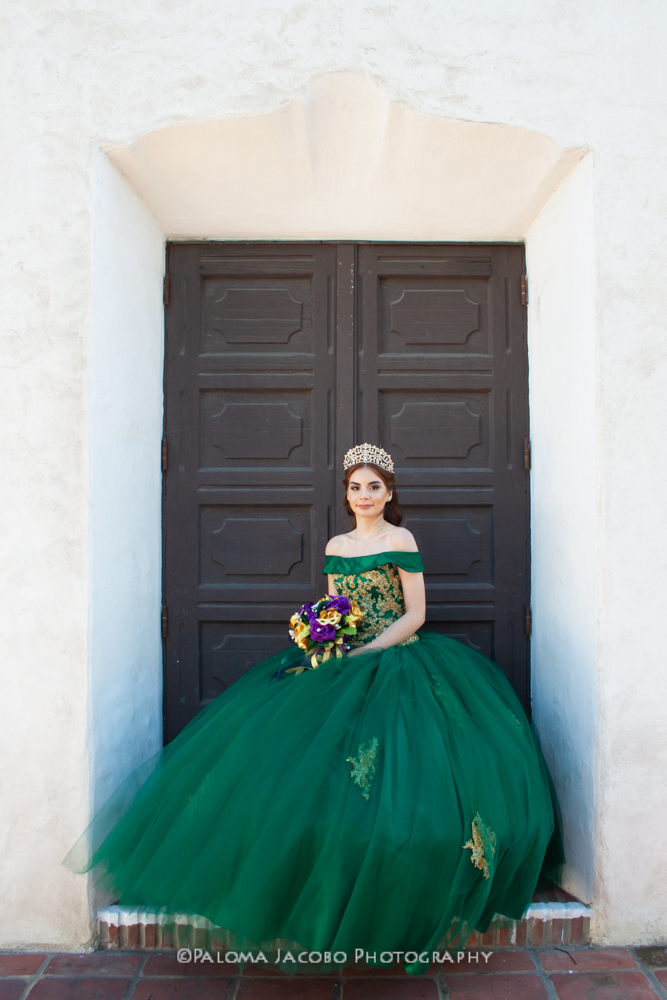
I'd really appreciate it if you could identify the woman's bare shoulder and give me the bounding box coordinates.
[386,526,419,552]
[325,532,355,556]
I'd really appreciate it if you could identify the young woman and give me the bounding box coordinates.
[67,444,562,973]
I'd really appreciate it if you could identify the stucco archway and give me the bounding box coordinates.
[106,72,583,241]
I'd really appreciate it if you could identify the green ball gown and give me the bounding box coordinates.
[66,551,562,972]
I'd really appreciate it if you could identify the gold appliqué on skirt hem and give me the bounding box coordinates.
[463,812,497,879]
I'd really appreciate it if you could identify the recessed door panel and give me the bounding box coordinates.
[402,509,492,584]
[200,391,312,469]
[381,392,491,470]
[200,624,288,703]
[202,276,315,355]
[380,278,490,356]
[199,506,311,586]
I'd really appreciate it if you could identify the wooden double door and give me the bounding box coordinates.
[163,242,530,741]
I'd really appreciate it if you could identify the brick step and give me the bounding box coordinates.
[98,900,591,952]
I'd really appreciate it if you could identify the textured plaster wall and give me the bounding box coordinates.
[88,151,164,814]
[527,155,598,906]
[1,0,666,948]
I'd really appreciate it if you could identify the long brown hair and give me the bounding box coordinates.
[343,463,403,527]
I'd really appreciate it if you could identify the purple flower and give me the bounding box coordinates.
[309,620,337,643]
[326,595,351,614]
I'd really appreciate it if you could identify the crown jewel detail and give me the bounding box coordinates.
[343,444,394,473]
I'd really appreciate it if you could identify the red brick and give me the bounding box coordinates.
[655,969,667,985]
[570,918,583,946]
[550,970,659,999]
[45,953,142,976]
[241,964,285,977]
[243,963,335,977]
[0,953,46,976]
[515,921,527,946]
[496,925,512,947]
[540,948,637,972]
[343,963,436,978]
[549,920,565,945]
[343,981,438,1000]
[0,982,26,1000]
[161,926,174,949]
[236,979,335,1000]
[444,974,549,998]
[527,919,543,946]
[443,951,536,974]
[143,954,235,977]
[132,981,232,1000]
[29,978,131,999]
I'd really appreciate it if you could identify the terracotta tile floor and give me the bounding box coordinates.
[1,947,667,999]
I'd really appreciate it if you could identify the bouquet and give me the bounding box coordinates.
[273,595,363,679]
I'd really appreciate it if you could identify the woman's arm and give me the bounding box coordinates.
[327,574,337,595]
[348,567,426,655]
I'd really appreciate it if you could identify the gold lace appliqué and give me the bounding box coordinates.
[332,564,418,646]
[346,737,379,801]
[463,812,497,879]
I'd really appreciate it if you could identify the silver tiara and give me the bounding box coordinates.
[343,444,394,473]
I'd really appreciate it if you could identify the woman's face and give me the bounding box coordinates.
[346,466,392,523]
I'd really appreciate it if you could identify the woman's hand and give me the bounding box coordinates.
[346,645,377,659]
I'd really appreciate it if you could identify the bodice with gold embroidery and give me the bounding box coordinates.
[322,551,425,647]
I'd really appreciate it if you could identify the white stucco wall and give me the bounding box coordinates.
[527,155,598,905]
[89,150,164,813]
[1,0,667,948]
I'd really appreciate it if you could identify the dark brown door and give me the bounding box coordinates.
[163,243,529,741]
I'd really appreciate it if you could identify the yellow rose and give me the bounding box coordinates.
[290,613,300,628]
[350,601,362,618]
[293,620,309,642]
[318,608,342,626]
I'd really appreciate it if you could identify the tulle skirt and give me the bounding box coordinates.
[66,632,562,965]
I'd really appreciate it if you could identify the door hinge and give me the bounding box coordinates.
[161,437,168,472]
[525,606,532,638]
[161,606,168,639]
[520,274,528,306]
[524,438,531,470]
[163,274,170,307]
